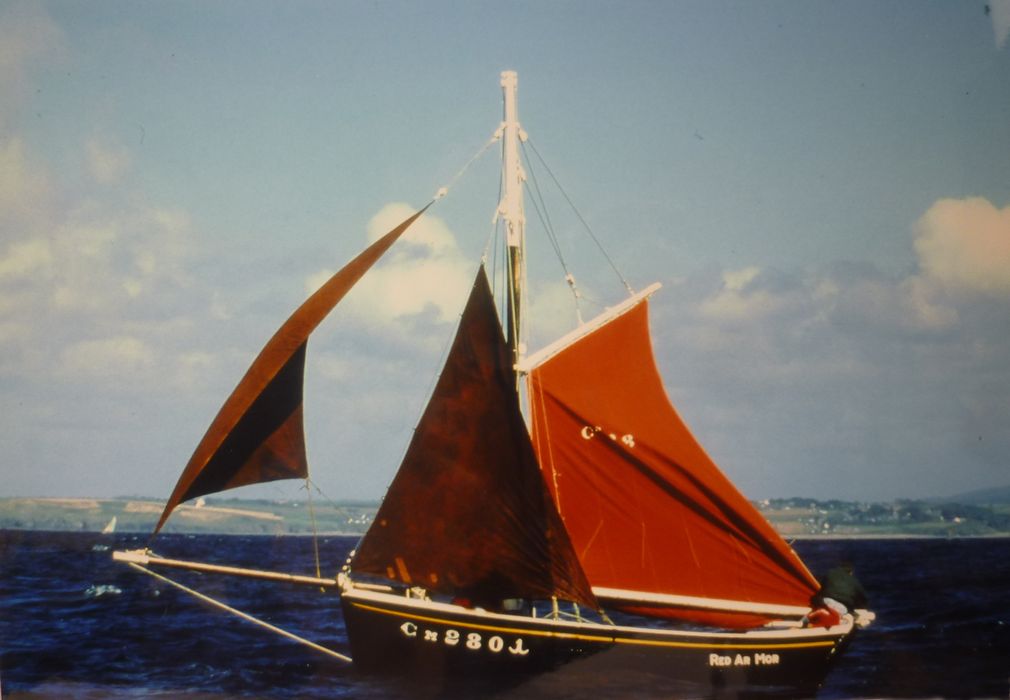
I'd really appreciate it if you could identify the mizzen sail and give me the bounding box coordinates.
[351,267,597,610]
[527,298,819,627]
[153,208,429,535]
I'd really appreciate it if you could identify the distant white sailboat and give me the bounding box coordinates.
[101,516,117,535]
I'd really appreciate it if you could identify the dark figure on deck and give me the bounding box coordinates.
[806,562,868,628]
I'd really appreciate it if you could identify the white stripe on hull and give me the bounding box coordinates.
[591,586,812,619]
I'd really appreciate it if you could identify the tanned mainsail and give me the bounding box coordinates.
[526,296,819,628]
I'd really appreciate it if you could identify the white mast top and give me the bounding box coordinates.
[499,70,527,365]
[499,70,525,248]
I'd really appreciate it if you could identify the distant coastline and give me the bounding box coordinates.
[788,532,1010,540]
[1,495,1008,538]
[0,497,374,537]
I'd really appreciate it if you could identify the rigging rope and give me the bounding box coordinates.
[125,561,353,664]
[521,175,585,325]
[304,478,324,589]
[520,142,566,268]
[485,138,506,325]
[433,131,500,202]
[305,476,345,514]
[524,137,634,295]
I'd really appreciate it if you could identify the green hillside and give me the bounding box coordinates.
[2,494,1008,537]
[0,497,376,536]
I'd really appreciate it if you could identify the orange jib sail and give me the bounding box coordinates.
[153,207,429,535]
[527,298,818,627]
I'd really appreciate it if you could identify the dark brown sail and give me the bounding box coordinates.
[153,207,429,535]
[351,267,597,610]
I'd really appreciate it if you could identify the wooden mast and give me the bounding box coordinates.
[499,70,526,375]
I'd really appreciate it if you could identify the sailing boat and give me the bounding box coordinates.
[101,516,117,535]
[115,71,872,694]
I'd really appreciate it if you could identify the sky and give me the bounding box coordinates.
[1,0,1008,504]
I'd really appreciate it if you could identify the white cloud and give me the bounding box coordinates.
[365,201,456,253]
[312,202,473,326]
[0,238,51,279]
[526,278,585,350]
[87,138,132,185]
[0,137,53,229]
[913,197,1010,299]
[699,266,788,322]
[355,255,472,323]
[992,0,1010,49]
[0,136,200,392]
[0,1,63,126]
[174,351,218,391]
[650,222,1010,500]
[60,335,155,378]
[768,196,1009,334]
[809,267,960,334]
[40,204,194,313]
[0,1,211,405]
[662,197,1008,345]
[313,352,351,382]
[898,275,959,331]
[723,266,761,291]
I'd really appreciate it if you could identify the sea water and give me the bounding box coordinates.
[1,531,1008,699]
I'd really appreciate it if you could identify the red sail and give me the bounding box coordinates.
[527,299,818,627]
[153,208,429,535]
[351,268,597,610]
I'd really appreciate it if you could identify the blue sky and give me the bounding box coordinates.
[2,0,1008,503]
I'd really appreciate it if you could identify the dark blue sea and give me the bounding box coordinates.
[2,532,1008,699]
